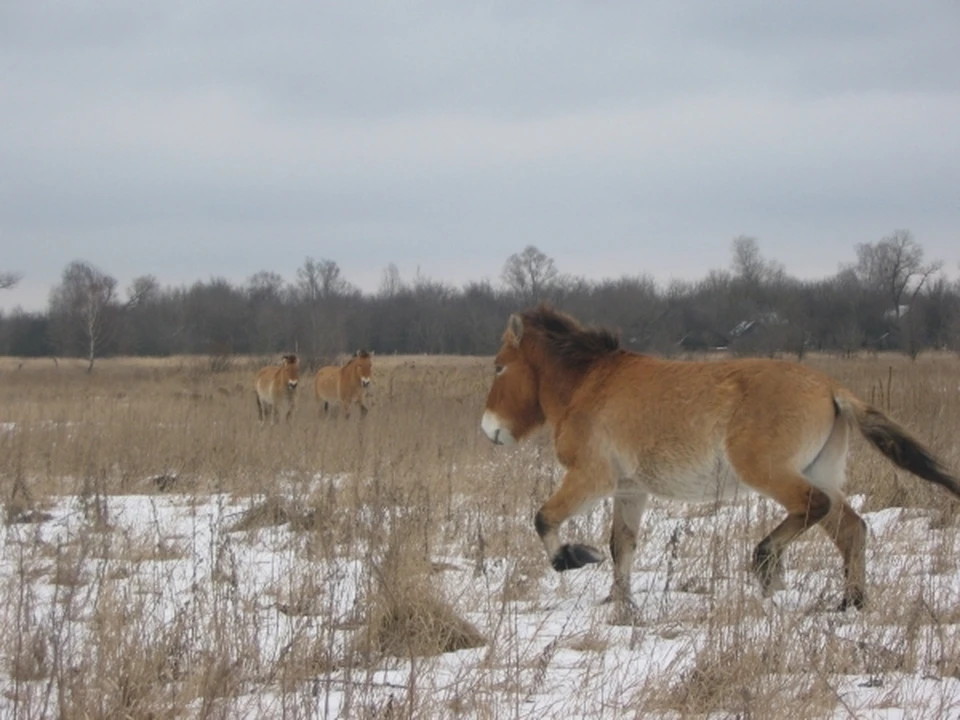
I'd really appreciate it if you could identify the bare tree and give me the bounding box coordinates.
[731,236,785,284]
[295,257,358,357]
[296,258,323,357]
[0,271,22,290]
[500,245,559,306]
[854,229,942,324]
[731,236,765,286]
[246,271,289,353]
[49,261,118,372]
[378,262,404,298]
[127,274,159,308]
[320,259,352,298]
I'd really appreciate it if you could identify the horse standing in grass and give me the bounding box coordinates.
[481,305,960,614]
[255,354,300,423]
[314,350,373,419]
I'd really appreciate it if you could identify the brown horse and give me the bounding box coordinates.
[482,305,960,613]
[314,350,373,419]
[254,354,300,423]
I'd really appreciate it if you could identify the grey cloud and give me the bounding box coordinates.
[1,1,958,313]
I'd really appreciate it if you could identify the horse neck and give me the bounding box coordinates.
[530,344,589,427]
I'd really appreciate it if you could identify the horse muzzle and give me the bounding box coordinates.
[361,378,371,388]
[481,411,515,446]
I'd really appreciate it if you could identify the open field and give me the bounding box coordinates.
[1,351,959,718]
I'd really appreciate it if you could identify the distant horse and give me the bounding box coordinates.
[255,354,300,423]
[314,350,373,419]
[481,305,960,614]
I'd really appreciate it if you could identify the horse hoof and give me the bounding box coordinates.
[551,544,604,572]
[836,589,865,612]
[607,604,642,627]
[758,574,786,598]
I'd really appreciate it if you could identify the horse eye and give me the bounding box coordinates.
[495,364,505,376]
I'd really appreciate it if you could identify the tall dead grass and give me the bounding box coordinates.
[0,350,957,717]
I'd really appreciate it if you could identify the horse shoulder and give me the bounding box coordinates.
[553,411,592,468]
[553,364,622,467]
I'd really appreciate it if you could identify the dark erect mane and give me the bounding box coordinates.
[345,349,370,367]
[521,305,620,371]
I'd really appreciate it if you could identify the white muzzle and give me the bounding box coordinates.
[481,410,515,446]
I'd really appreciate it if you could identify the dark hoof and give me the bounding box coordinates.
[836,589,865,612]
[551,544,604,572]
[753,542,785,597]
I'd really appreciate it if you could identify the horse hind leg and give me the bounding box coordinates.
[819,500,867,610]
[255,394,264,422]
[804,419,867,610]
[748,473,833,598]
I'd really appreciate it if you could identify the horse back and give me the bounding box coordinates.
[561,354,841,478]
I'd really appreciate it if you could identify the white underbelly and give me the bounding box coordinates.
[618,453,743,503]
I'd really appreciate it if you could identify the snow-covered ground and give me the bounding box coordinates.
[2,481,959,719]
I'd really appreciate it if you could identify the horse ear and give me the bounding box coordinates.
[506,313,524,346]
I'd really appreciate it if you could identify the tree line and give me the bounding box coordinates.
[1,231,958,369]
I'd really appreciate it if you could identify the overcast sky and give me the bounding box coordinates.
[2,1,958,312]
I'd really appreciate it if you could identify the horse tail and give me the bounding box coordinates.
[833,389,960,498]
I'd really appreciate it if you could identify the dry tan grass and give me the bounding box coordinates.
[0,351,958,717]
[355,524,486,659]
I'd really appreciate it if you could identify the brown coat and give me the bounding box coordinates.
[314,350,373,419]
[482,306,959,615]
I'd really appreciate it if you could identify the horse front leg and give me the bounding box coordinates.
[604,492,648,607]
[534,468,611,572]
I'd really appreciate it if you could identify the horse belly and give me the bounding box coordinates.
[627,453,742,503]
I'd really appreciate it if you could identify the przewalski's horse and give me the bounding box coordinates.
[314,350,373,419]
[254,354,300,423]
[481,305,960,614]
